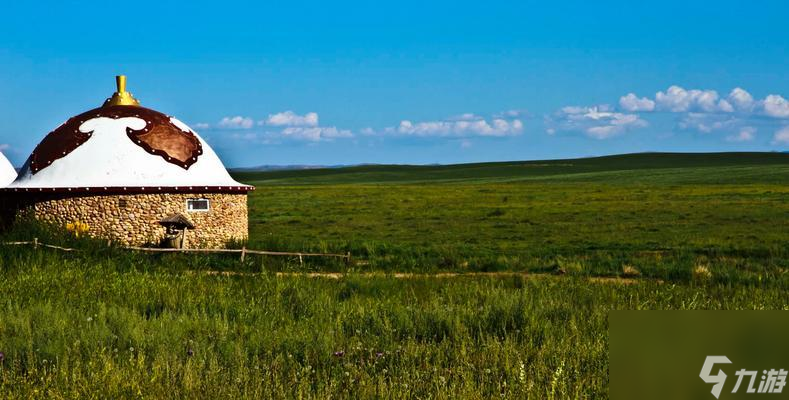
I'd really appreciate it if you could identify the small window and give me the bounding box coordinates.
[186,198,210,212]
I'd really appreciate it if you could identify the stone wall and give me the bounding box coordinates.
[7,192,248,248]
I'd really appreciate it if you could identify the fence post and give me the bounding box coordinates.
[240,246,246,262]
[345,252,352,267]
[33,237,38,249]
[299,254,303,265]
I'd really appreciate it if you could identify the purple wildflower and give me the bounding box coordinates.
[333,351,345,358]
[187,348,194,357]
[375,352,384,358]
[0,351,4,364]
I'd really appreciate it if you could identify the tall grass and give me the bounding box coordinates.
[0,240,785,398]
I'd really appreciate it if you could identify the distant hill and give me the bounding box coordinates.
[230,165,338,172]
[229,163,393,172]
[230,152,789,185]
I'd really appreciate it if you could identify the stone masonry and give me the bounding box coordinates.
[7,192,247,248]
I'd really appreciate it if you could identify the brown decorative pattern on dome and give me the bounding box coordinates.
[28,116,94,174]
[120,106,203,169]
[28,105,203,174]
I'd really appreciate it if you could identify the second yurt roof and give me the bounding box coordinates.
[0,150,17,187]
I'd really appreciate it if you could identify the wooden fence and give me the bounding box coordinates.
[1,238,352,264]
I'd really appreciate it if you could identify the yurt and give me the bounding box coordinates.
[0,76,253,248]
[0,150,16,187]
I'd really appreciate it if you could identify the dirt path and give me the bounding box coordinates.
[194,270,648,285]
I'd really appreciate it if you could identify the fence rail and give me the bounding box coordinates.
[1,238,351,264]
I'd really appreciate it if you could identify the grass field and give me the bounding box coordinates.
[1,152,788,398]
[241,153,789,284]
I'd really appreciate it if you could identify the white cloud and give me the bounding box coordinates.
[726,127,756,142]
[619,86,789,120]
[230,126,352,142]
[194,122,211,130]
[678,113,761,143]
[460,139,473,148]
[218,116,254,129]
[265,111,319,127]
[654,86,732,113]
[280,126,352,141]
[205,111,351,142]
[547,105,648,139]
[728,87,755,112]
[773,126,789,145]
[762,95,789,118]
[385,115,523,137]
[619,93,655,112]
[606,86,789,142]
[678,113,739,133]
[0,144,9,152]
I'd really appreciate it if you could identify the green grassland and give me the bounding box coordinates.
[243,152,789,284]
[1,152,788,398]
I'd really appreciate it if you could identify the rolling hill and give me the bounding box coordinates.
[231,152,789,185]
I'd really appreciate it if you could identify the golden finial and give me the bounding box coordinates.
[103,75,140,107]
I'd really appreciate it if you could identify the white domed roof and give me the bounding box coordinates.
[4,77,251,193]
[0,151,17,187]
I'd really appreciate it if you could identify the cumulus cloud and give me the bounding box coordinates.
[230,126,352,143]
[0,144,9,152]
[773,126,789,145]
[265,111,319,127]
[619,93,655,112]
[390,116,523,137]
[678,113,739,133]
[607,86,789,142]
[654,86,732,113]
[280,126,352,141]
[217,116,254,129]
[762,95,789,118]
[726,127,756,142]
[619,86,789,119]
[546,105,648,139]
[728,87,755,112]
[201,111,321,130]
[199,111,352,142]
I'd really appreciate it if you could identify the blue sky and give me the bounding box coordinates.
[1,0,789,167]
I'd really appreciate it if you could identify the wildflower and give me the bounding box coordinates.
[187,348,194,357]
[129,347,135,352]
[375,352,384,358]
[87,316,93,322]
[0,351,5,363]
[693,264,713,280]
[622,264,641,277]
[333,351,345,358]
[519,362,526,383]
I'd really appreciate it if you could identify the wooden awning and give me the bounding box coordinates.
[159,213,195,229]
